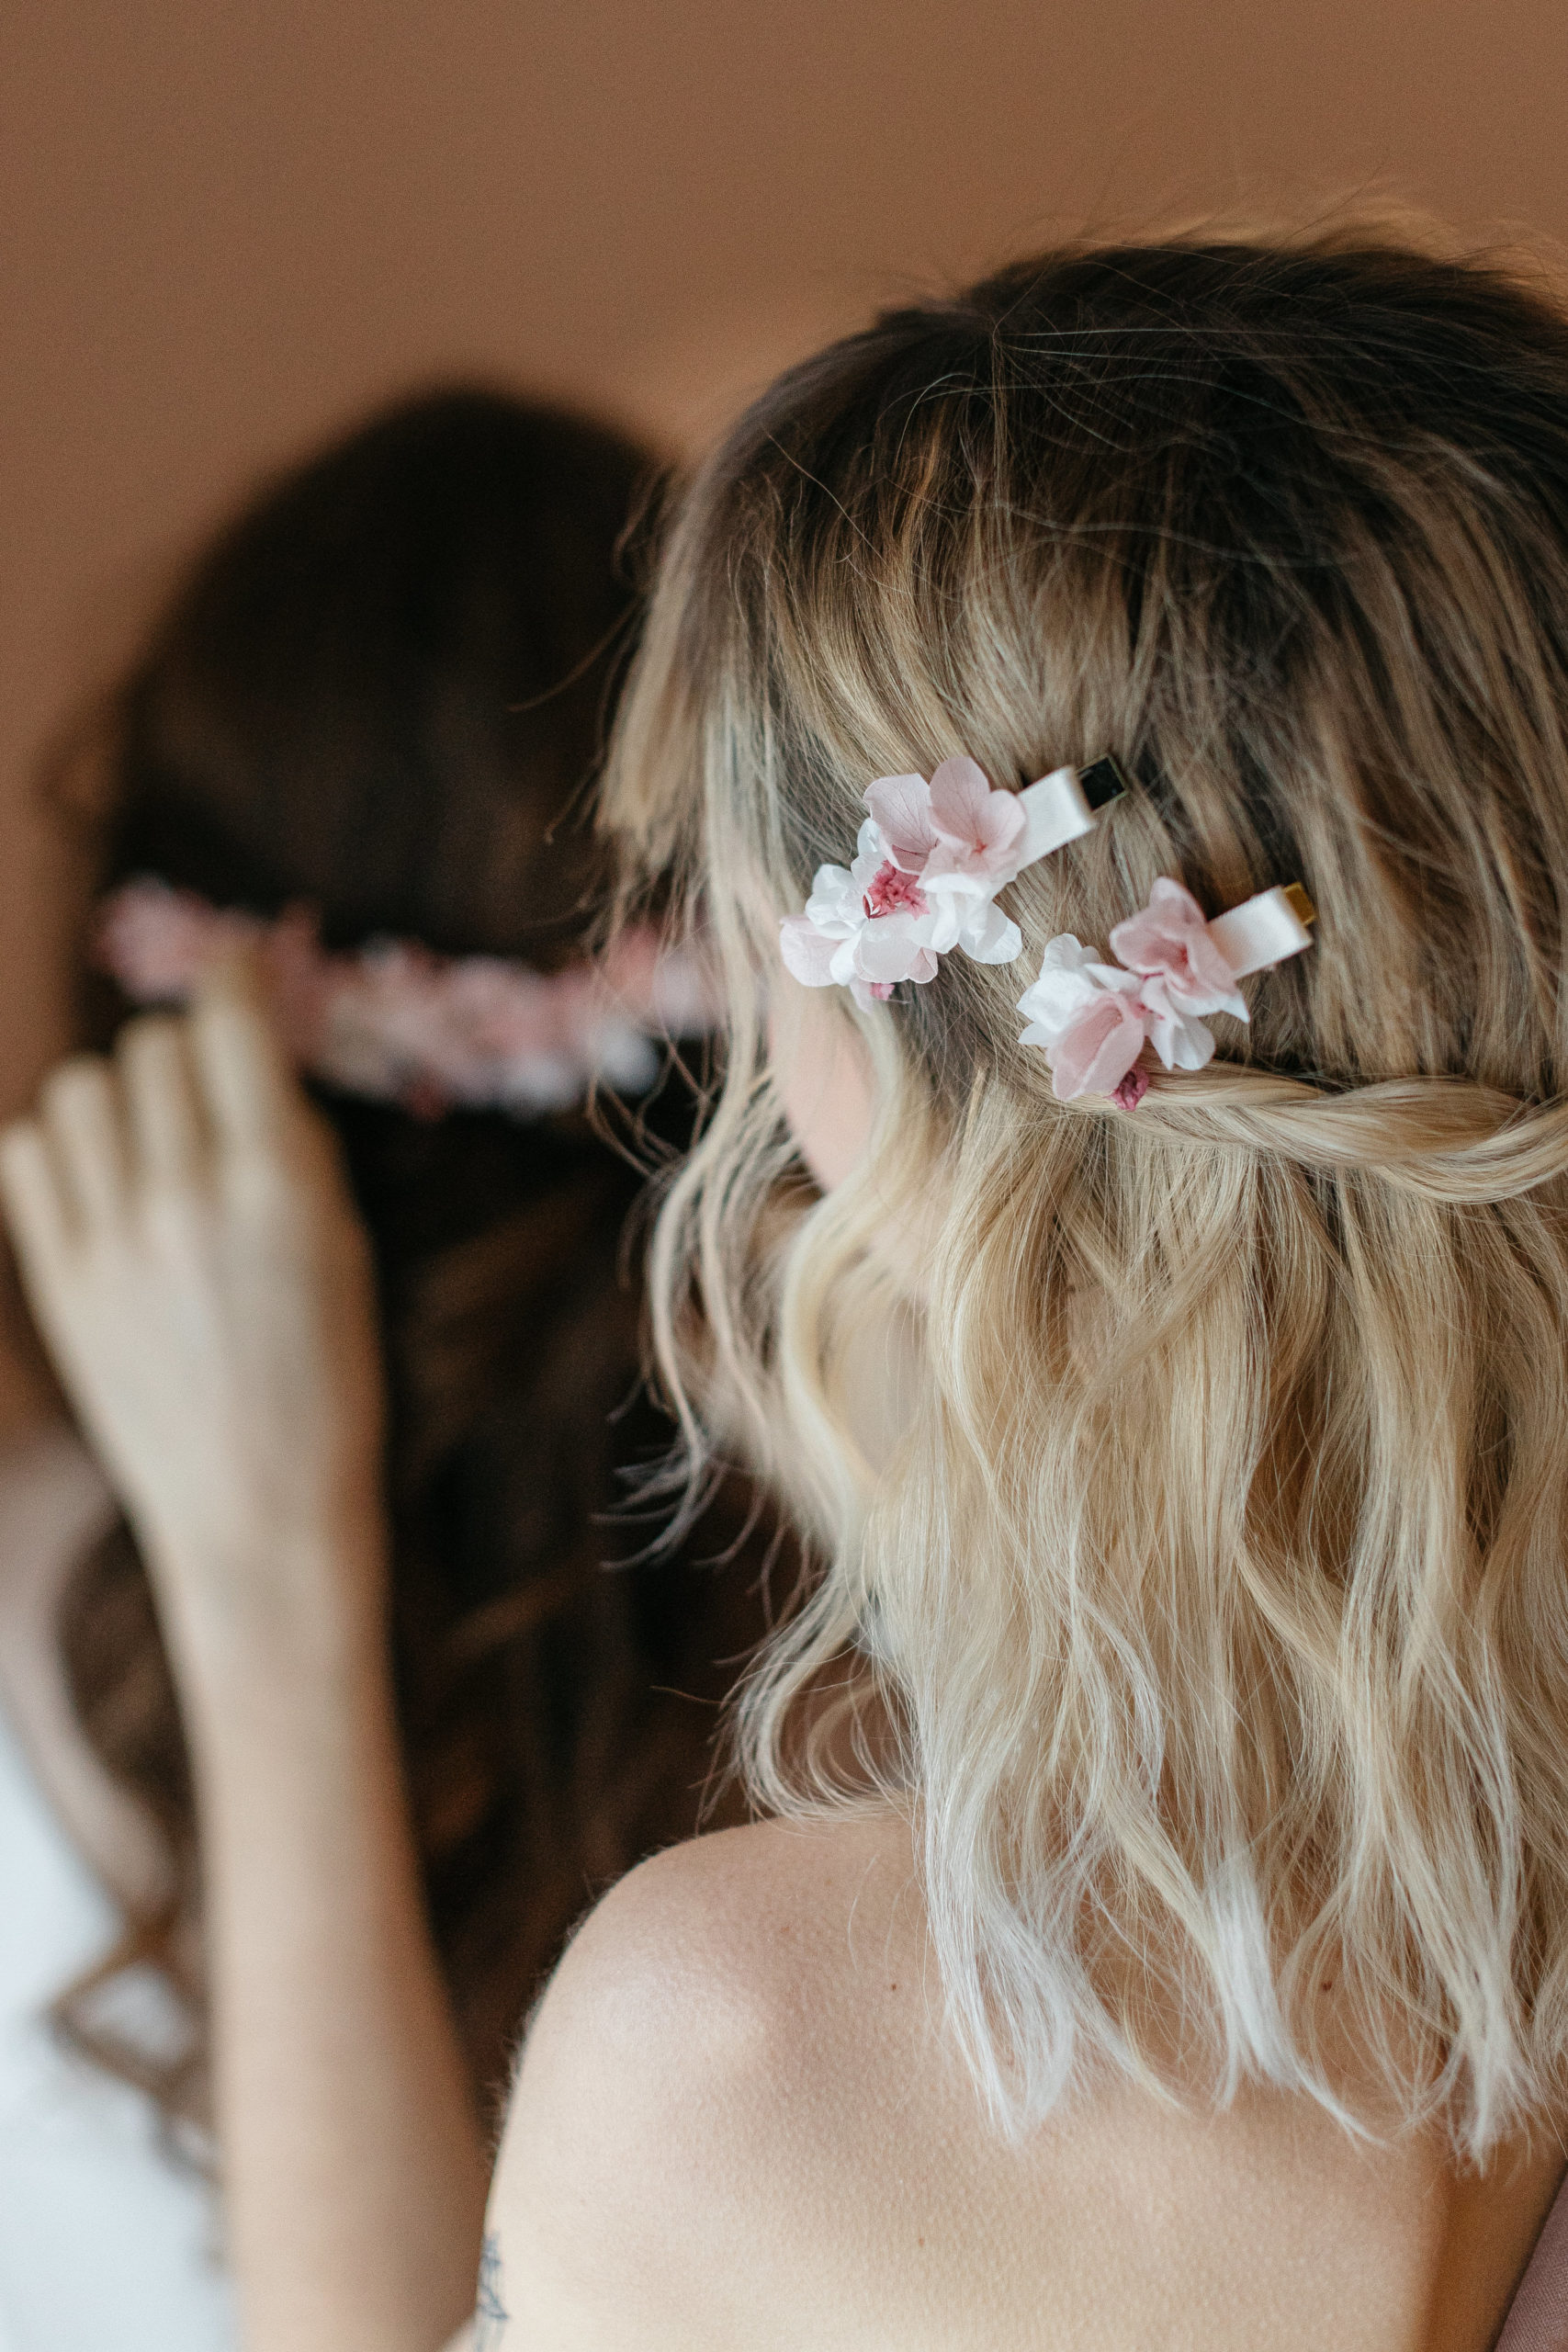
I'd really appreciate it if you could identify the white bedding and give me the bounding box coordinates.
[0,1693,235,2351]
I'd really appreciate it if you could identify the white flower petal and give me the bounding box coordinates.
[920,864,990,905]
[1015,968,1101,1044]
[1038,933,1101,976]
[1016,935,1148,1048]
[829,934,865,987]
[958,901,1021,965]
[1144,1000,1216,1070]
[803,865,863,935]
[779,916,846,987]
[854,910,939,983]
[1137,975,1224,1068]
[924,897,964,954]
[1163,971,1249,1023]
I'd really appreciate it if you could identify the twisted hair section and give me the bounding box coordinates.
[606,219,1568,2150]
[1088,1066,1568,1201]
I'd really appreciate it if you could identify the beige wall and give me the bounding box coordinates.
[2,0,1566,1407]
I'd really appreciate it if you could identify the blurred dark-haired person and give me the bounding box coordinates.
[0,387,762,2348]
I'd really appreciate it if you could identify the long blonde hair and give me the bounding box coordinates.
[606,222,1568,2154]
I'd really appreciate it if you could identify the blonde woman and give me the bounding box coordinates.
[9,221,1568,2350]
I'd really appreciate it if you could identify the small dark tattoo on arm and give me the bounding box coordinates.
[475,2233,509,2349]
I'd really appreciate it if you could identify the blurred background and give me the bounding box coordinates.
[5,0,1568,1423]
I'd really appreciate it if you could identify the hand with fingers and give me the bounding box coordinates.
[0,965,387,1690]
[3,972,492,2352]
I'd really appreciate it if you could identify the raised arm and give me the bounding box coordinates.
[0,974,488,2352]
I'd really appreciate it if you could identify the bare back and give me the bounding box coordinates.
[491,1813,1564,2352]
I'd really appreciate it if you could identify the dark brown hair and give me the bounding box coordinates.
[52,387,766,2131]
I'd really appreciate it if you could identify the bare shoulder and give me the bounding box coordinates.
[554,1805,917,2008]
[500,1806,924,2161]
[480,1813,1562,2352]
[487,1811,925,2348]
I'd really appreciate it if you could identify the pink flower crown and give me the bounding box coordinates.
[94,879,717,1120]
[777,753,1315,1108]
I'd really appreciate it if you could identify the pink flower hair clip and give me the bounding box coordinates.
[1016,876,1316,1110]
[778,754,1127,1009]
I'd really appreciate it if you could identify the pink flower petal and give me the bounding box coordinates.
[1108,876,1245,1015]
[779,915,843,986]
[863,774,936,872]
[855,915,939,984]
[926,756,990,837]
[928,756,1025,876]
[1050,990,1148,1101]
[1111,1066,1150,1111]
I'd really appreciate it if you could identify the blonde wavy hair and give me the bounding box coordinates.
[605,222,1568,2155]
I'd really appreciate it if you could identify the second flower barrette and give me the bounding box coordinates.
[778,754,1126,1009]
[1016,876,1316,1109]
